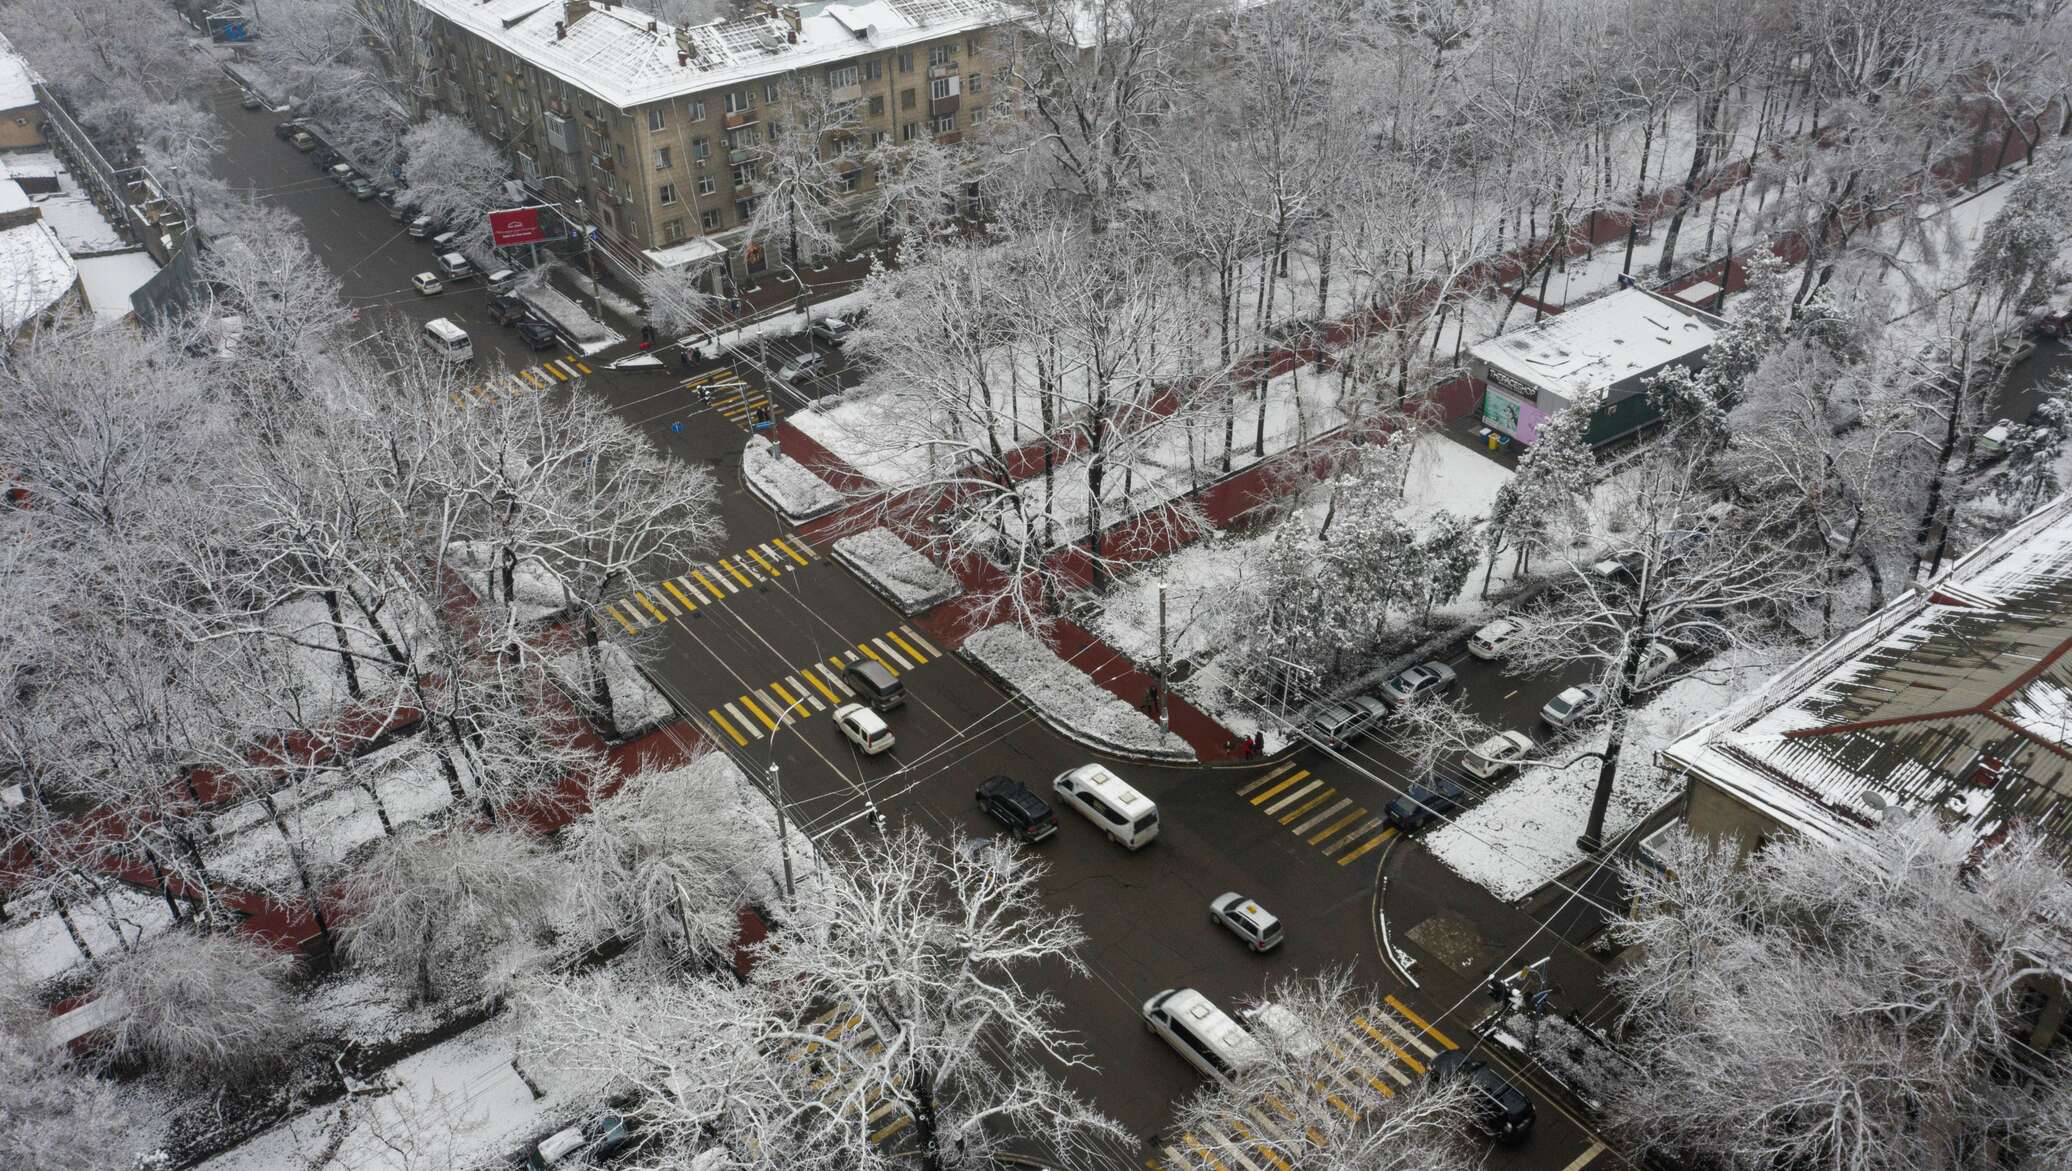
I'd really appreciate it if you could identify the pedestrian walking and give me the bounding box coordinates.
[641,322,656,344]
[1142,686,1158,715]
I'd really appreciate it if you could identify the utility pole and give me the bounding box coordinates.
[769,761,795,901]
[1156,581,1169,729]
[574,197,603,327]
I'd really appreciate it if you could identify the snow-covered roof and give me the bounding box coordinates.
[1663,492,2072,853]
[0,179,28,215]
[74,251,159,323]
[0,218,77,332]
[644,235,726,268]
[414,0,1006,111]
[0,31,38,111]
[1,151,128,254]
[1470,288,1721,401]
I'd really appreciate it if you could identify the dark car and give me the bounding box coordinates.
[1378,661,1458,710]
[1384,775,1466,833]
[312,146,340,169]
[515,318,559,350]
[584,1113,637,1161]
[272,120,303,140]
[1429,1050,1535,1143]
[487,294,529,325]
[976,775,1057,843]
[843,658,905,711]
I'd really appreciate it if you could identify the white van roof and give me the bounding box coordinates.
[424,317,467,342]
[1165,988,1263,1070]
[535,1124,586,1164]
[1066,763,1149,811]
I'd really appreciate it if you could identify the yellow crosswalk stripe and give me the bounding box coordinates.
[1237,761,1299,796]
[722,702,760,739]
[1322,817,1382,855]
[573,360,590,374]
[871,636,913,670]
[1264,778,1322,815]
[744,545,780,576]
[772,535,812,565]
[898,625,940,657]
[519,368,546,388]
[724,559,755,588]
[1292,797,1353,836]
[1278,788,1335,826]
[544,362,569,381]
[1384,995,1457,1050]
[708,709,747,746]
[634,592,668,622]
[1354,1015,1426,1075]
[1181,1134,1229,1171]
[739,694,778,731]
[1309,807,1368,845]
[690,567,725,597]
[603,604,638,635]
[857,642,895,673]
[1337,826,1396,866]
[1249,770,1308,807]
[802,669,839,703]
[1229,1121,1290,1171]
[869,1115,912,1144]
[686,368,730,386]
[753,688,791,725]
[663,579,698,612]
[769,681,805,717]
[884,629,926,664]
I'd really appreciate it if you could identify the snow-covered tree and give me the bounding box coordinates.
[90,929,306,1089]
[1609,819,2072,1171]
[639,264,723,340]
[0,972,168,1170]
[1988,379,2071,515]
[400,115,509,251]
[1481,394,1599,593]
[742,73,866,275]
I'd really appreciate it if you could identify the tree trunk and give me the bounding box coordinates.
[582,610,620,740]
[55,894,95,965]
[1580,627,1653,852]
[1656,89,1726,278]
[360,780,397,837]
[1623,110,1657,276]
[415,913,438,1004]
[322,587,364,700]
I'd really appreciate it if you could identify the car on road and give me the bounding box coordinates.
[240,89,265,110]
[1468,617,1525,660]
[1639,642,1680,684]
[411,272,443,295]
[1305,694,1388,747]
[1539,684,1604,730]
[346,177,376,200]
[273,120,304,140]
[1428,1050,1534,1143]
[842,658,905,711]
[1384,774,1466,832]
[1461,730,1535,780]
[833,703,894,755]
[975,775,1057,843]
[1208,892,1283,953]
[1589,548,1646,581]
[488,295,530,325]
[406,215,435,238]
[1378,661,1458,710]
[289,130,317,152]
[312,146,340,169]
[1053,763,1158,849]
[514,318,559,350]
[809,316,853,347]
[436,250,473,280]
[1142,988,1259,1086]
[776,350,826,384]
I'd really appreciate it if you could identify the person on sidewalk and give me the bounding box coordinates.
[640,322,656,345]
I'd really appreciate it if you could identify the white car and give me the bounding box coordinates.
[1208,892,1283,953]
[1461,730,1535,780]
[809,316,853,346]
[411,272,443,295]
[833,702,894,755]
[1638,643,1680,684]
[1540,684,1605,730]
[776,351,826,384]
[1468,617,1525,660]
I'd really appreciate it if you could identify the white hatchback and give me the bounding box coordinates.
[1468,617,1524,660]
[411,272,443,295]
[1461,730,1536,780]
[833,703,894,755]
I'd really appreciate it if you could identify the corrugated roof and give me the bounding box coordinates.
[1663,492,2072,851]
[1470,287,1722,400]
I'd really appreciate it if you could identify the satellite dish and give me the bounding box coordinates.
[1862,792,1889,812]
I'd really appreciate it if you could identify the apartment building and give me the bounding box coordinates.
[410,0,1007,285]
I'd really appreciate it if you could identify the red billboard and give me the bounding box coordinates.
[489,206,546,247]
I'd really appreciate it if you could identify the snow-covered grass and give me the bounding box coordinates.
[694,284,873,352]
[0,883,179,987]
[743,434,842,520]
[549,640,676,739]
[830,528,962,615]
[447,540,572,623]
[198,1011,607,1171]
[1425,644,1784,901]
[963,624,1192,760]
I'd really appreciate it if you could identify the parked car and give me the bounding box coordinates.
[1428,1051,1534,1143]
[1638,642,1680,684]
[488,294,530,325]
[327,162,355,184]
[406,214,435,238]
[1208,892,1283,953]
[273,120,304,140]
[514,318,559,350]
[312,146,340,169]
[1379,661,1458,710]
[1384,774,1466,832]
[346,177,376,200]
[1589,549,1646,581]
[1539,684,1605,730]
[436,250,473,280]
[581,1114,637,1162]
[411,272,443,295]
[776,350,826,384]
[429,229,459,251]
[809,316,853,346]
[1461,730,1536,780]
[1976,419,2013,462]
[1468,617,1525,660]
[976,775,1057,843]
[1305,695,1388,747]
[833,702,895,755]
[484,267,519,293]
[289,130,317,152]
[240,89,264,110]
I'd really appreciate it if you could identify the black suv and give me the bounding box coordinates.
[1429,1050,1534,1142]
[515,318,559,351]
[976,776,1057,842]
[1384,775,1466,832]
[488,295,529,325]
[843,659,905,711]
[272,120,304,141]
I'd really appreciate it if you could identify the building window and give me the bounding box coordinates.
[764,81,779,103]
[901,88,915,110]
[901,121,919,142]
[840,168,860,192]
[663,218,685,242]
[724,90,754,114]
[692,137,710,161]
[968,72,982,93]
[896,50,911,72]
[689,97,705,121]
[928,44,954,66]
[615,142,628,166]
[732,162,756,188]
[658,183,678,205]
[930,77,955,100]
[654,145,672,169]
[872,129,888,146]
[869,95,884,116]
[932,113,954,134]
[863,58,882,81]
[969,103,987,123]
[701,208,723,231]
[967,32,982,54]
[697,173,715,195]
[827,64,858,88]
[648,107,666,131]
[735,197,756,221]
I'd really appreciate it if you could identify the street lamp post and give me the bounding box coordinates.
[523,177,604,328]
[768,761,795,902]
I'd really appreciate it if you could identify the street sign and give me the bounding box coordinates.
[489,207,547,247]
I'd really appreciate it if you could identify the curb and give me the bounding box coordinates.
[956,646,1196,765]
[740,439,844,525]
[827,538,963,618]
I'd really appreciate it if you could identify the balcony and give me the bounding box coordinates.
[927,61,958,79]
[732,182,754,198]
[830,81,863,104]
[929,94,960,116]
[592,152,616,173]
[727,147,756,165]
[724,108,758,129]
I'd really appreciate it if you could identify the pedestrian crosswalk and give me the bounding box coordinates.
[1145,996,1459,1171]
[599,536,818,635]
[449,355,591,408]
[684,367,778,430]
[1236,763,1398,867]
[705,625,942,747]
[783,1004,923,1152]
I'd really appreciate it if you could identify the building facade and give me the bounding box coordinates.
[410,0,1007,284]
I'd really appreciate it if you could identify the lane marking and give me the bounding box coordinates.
[738,694,778,732]
[663,579,698,612]
[802,669,839,703]
[1278,788,1335,825]
[1237,761,1299,796]
[724,559,755,588]
[745,545,780,576]
[544,362,569,381]
[769,681,806,718]
[1353,1016,1424,1076]
[1263,778,1323,815]
[603,604,638,634]
[772,535,811,564]
[634,592,668,622]
[884,629,926,664]
[784,676,826,711]
[1321,818,1381,855]
[818,662,854,696]
[639,589,676,618]
[752,687,792,725]
[872,637,913,670]
[723,701,761,739]
[1309,807,1368,845]
[857,642,895,673]
[1561,1142,1608,1171]
[691,567,728,596]
[1372,1007,1439,1059]
[1293,797,1353,836]
[677,576,710,604]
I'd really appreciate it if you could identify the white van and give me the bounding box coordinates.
[436,250,473,280]
[422,317,473,364]
[1052,763,1158,849]
[1142,988,1261,1087]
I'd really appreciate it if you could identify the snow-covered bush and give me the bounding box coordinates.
[743,435,843,521]
[963,624,1191,759]
[830,528,961,614]
[1493,1012,1629,1113]
[91,930,305,1089]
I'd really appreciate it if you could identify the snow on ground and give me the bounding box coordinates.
[225,592,428,735]
[73,251,161,323]
[743,434,842,520]
[519,280,624,356]
[963,624,1192,759]
[0,883,179,987]
[200,1011,607,1171]
[550,640,676,739]
[829,527,961,615]
[695,284,872,352]
[447,541,573,623]
[1425,644,1784,901]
